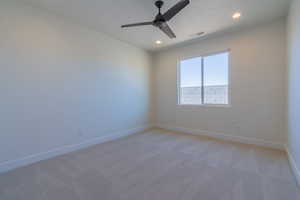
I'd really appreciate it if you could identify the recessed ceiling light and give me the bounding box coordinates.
[232,12,241,19]
[155,40,162,44]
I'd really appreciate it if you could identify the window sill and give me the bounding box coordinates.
[177,104,231,108]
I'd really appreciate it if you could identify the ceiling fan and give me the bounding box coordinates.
[121,0,190,39]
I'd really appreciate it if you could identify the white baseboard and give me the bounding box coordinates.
[0,125,153,174]
[155,123,284,150]
[286,146,300,187]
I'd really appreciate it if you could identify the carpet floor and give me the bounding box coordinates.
[0,129,299,200]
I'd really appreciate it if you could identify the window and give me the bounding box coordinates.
[178,51,229,105]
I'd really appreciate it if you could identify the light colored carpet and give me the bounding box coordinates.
[0,129,299,200]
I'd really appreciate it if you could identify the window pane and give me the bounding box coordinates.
[203,52,229,104]
[179,57,202,104]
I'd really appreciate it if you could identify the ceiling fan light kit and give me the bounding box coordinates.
[121,0,190,39]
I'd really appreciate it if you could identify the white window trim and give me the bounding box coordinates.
[177,49,232,107]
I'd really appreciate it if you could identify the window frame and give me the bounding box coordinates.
[177,49,231,107]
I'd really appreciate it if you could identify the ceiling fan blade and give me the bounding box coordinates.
[158,22,176,38]
[163,0,190,21]
[121,22,153,28]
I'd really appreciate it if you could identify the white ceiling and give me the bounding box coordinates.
[22,0,290,51]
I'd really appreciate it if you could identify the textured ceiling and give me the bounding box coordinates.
[22,0,290,51]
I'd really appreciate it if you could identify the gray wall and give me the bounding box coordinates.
[153,19,287,146]
[287,0,300,177]
[0,1,152,164]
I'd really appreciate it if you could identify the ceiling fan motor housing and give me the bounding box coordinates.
[154,0,166,26]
